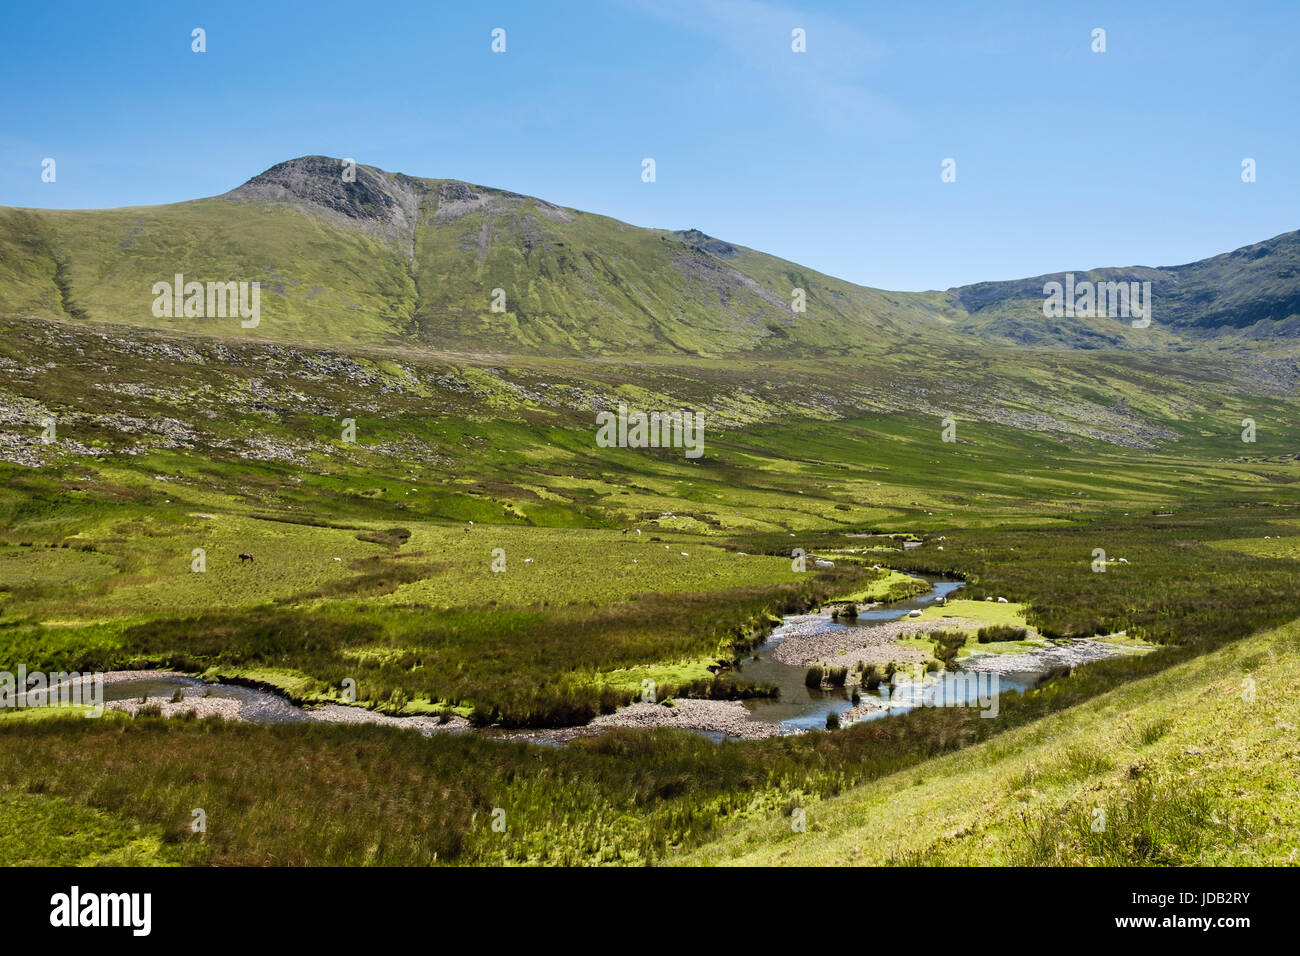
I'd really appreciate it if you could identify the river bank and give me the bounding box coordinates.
[23,576,1143,743]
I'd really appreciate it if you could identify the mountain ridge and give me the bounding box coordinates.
[1,155,1297,355]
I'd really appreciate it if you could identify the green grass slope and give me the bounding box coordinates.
[406,182,955,355]
[5,155,1294,356]
[0,199,417,345]
[677,616,1300,865]
[0,156,958,355]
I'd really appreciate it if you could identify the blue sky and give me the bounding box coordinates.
[1,0,1295,290]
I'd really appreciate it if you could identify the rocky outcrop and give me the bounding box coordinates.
[221,155,427,245]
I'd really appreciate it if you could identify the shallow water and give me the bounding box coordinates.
[104,676,311,723]
[740,577,1036,732]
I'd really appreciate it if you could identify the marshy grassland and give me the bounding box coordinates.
[2,537,1296,866]
[2,316,1299,865]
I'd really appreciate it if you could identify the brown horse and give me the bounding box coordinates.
[239,552,254,564]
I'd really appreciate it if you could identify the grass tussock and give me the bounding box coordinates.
[1013,776,1246,866]
[977,624,1029,643]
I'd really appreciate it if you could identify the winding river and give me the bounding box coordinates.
[738,576,1037,732]
[92,575,1134,741]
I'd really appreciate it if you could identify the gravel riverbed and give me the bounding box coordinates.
[959,639,1132,674]
[491,699,787,744]
[770,612,991,669]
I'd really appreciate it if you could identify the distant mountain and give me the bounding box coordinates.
[949,230,1300,348]
[0,156,1296,355]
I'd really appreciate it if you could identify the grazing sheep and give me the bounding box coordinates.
[997,597,1009,603]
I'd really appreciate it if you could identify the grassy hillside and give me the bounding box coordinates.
[0,157,958,355]
[0,200,417,345]
[3,156,1295,356]
[678,616,1300,866]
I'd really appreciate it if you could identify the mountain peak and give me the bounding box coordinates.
[222,155,426,239]
[222,156,578,239]
[672,229,740,259]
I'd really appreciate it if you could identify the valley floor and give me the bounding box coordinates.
[2,325,1299,865]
